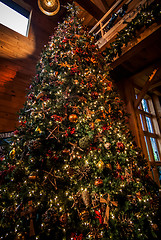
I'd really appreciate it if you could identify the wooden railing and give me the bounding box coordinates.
[90,0,154,49]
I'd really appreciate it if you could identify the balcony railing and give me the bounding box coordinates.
[90,0,155,49]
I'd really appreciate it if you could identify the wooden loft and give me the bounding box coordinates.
[90,0,156,48]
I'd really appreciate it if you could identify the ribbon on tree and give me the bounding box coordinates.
[125,163,133,183]
[100,194,118,226]
[94,209,103,224]
[46,126,60,142]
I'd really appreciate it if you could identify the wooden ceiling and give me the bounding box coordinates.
[0,0,161,132]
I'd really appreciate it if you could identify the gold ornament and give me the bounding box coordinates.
[106,163,112,170]
[96,160,105,170]
[94,179,103,187]
[69,114,78,123]
[9,148,16,159]
[38,0,60,16]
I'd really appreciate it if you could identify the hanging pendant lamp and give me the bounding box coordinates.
[38,0,60,16]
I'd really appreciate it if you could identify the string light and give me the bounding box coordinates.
[0,3,159,239]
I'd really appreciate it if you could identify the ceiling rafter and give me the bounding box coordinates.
[74,0,104,20]
[98,0,110,11]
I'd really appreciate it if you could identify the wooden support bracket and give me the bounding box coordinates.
[134,68,159,109]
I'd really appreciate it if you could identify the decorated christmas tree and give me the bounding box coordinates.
[0,4,160,240]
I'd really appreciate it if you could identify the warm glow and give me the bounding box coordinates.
[46,0,54,7]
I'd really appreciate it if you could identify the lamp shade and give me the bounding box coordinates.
[38,0,60,16]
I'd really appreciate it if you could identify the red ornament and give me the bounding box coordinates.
[116,142,125,152]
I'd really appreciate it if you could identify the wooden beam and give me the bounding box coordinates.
[99,0,109,11]
[134,68,159,109]
[149,80,161,91]
[92,0,109,12]
[75,0,104,20]
[110,23,161,68]
[153,90,161,97]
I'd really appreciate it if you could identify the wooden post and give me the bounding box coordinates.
[118,79,141,146]
[117,78,152,177]
[150,94,161,186]
[151,94,161,134]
